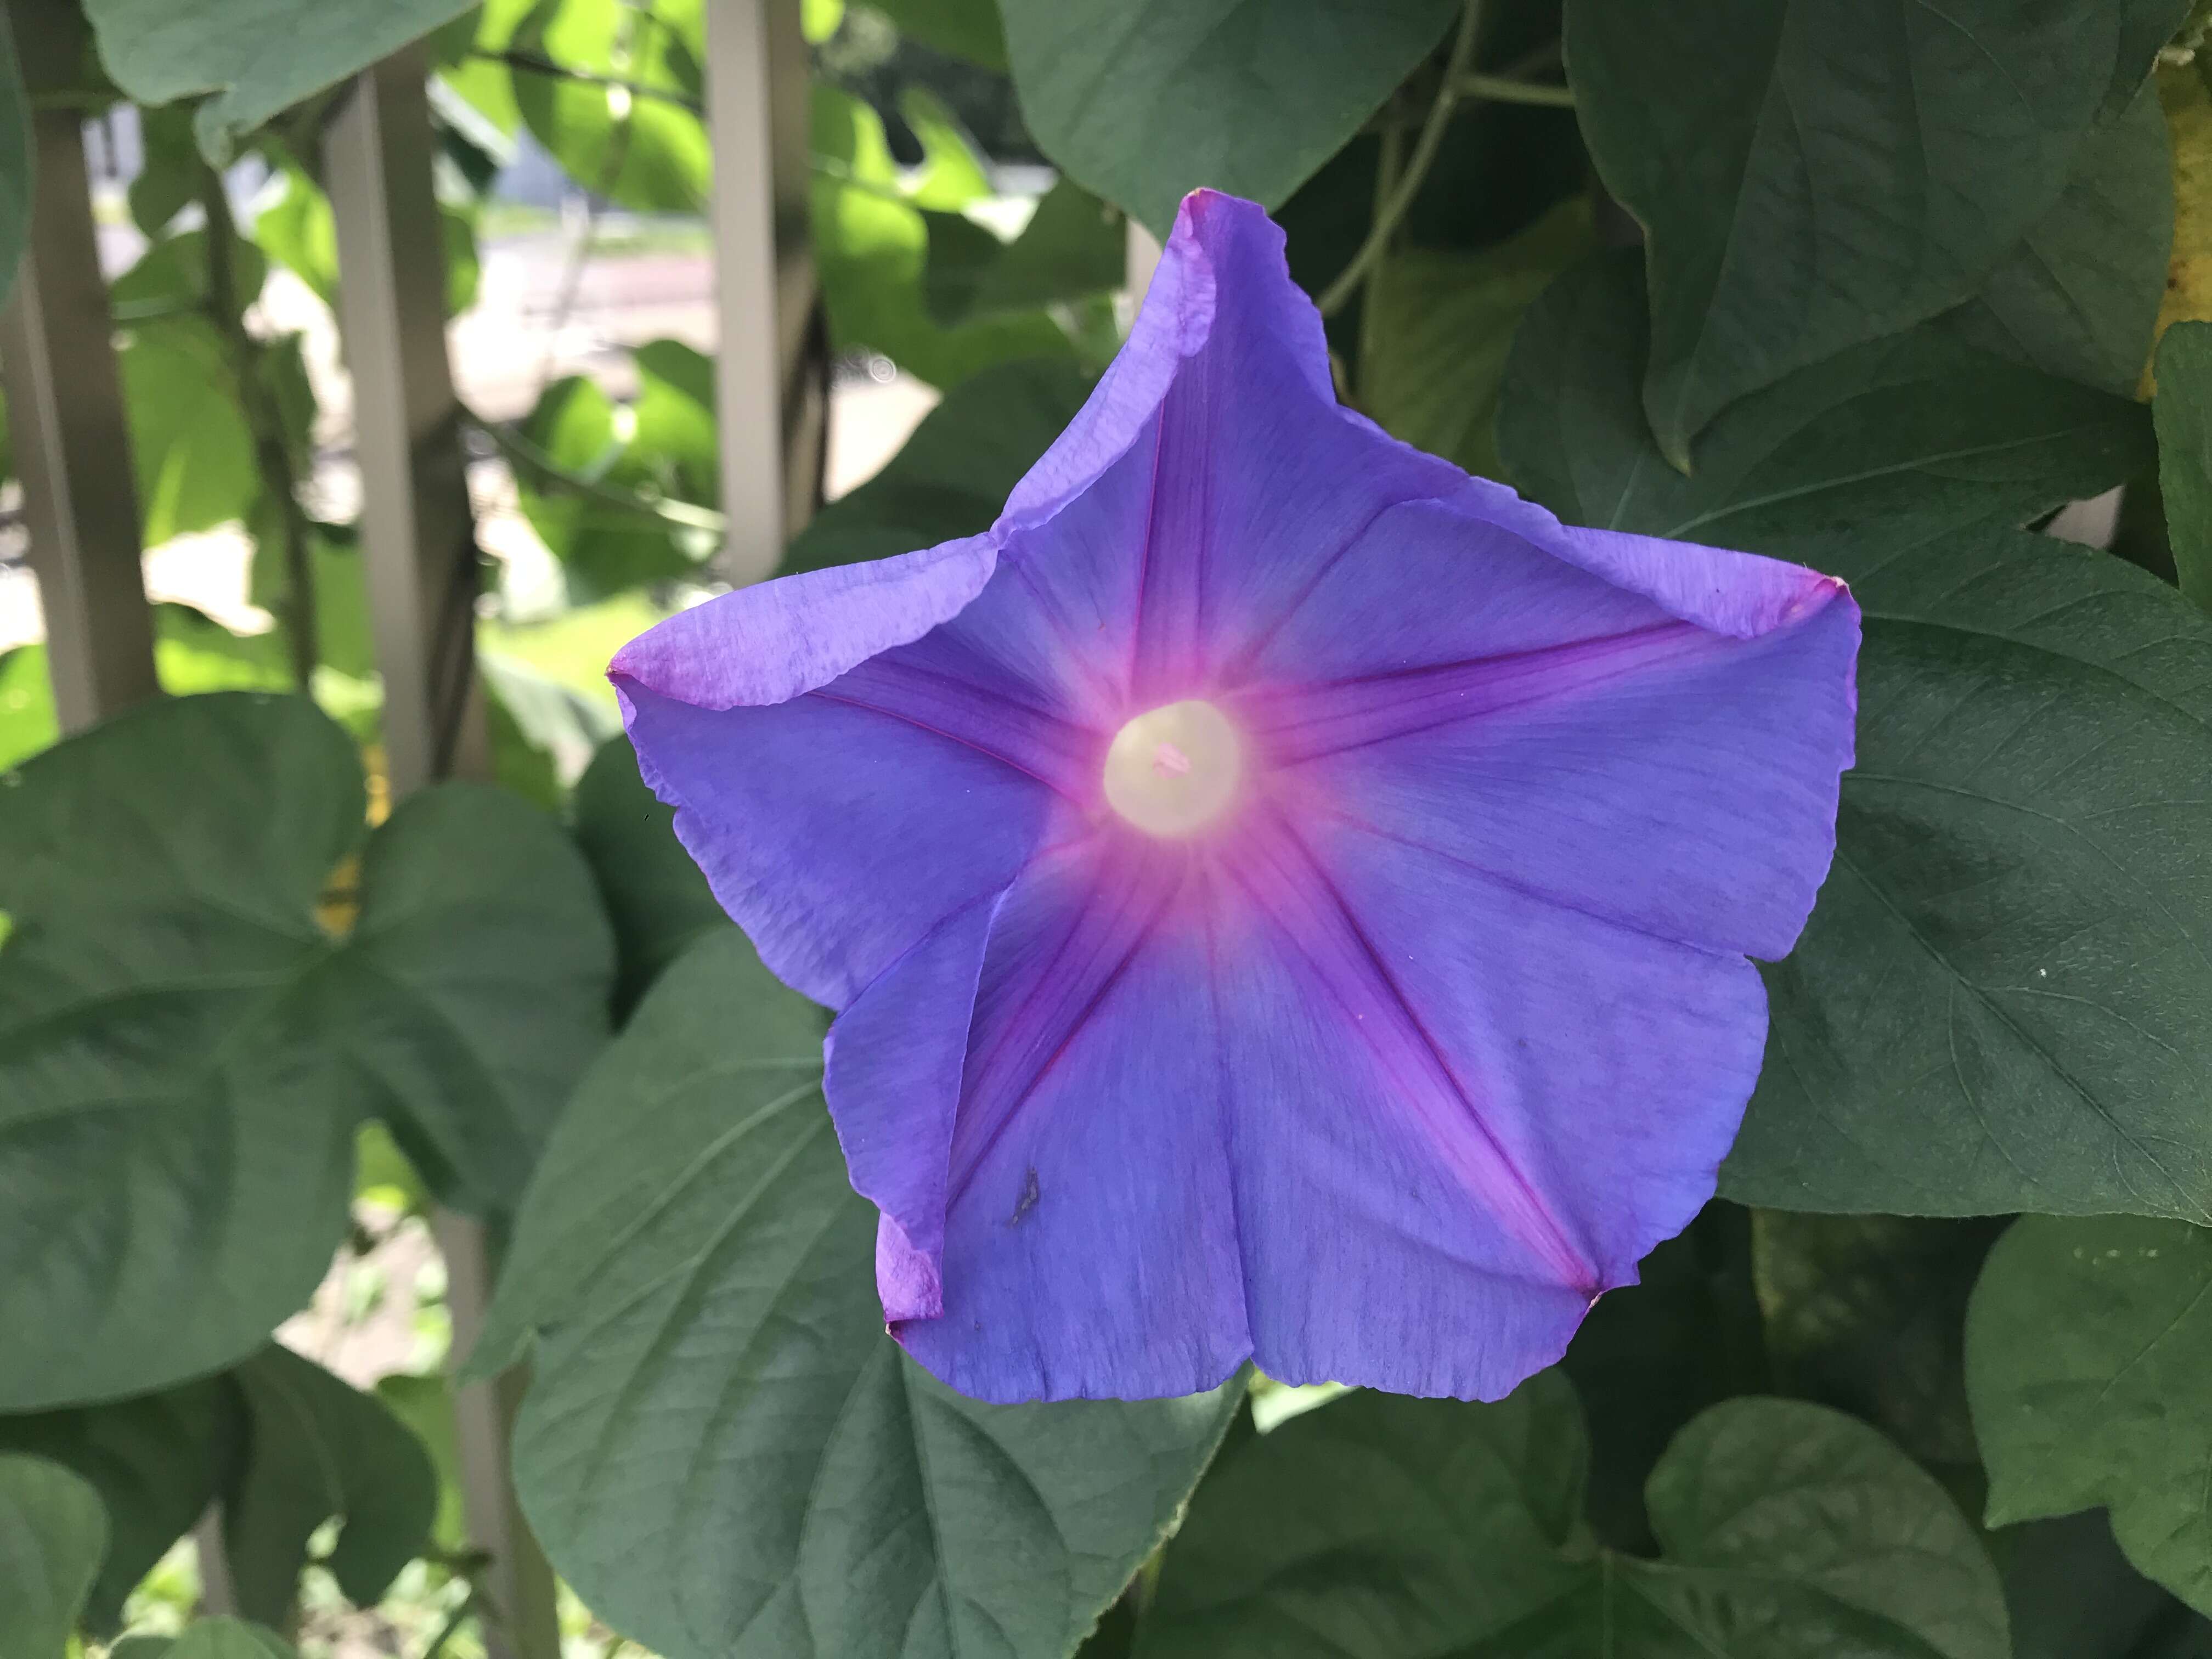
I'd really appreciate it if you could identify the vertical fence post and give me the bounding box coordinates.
[323,46,488,800]
[323,47,560,1659]
[0,70,157,731]
[704,0,821,582]
[1125,220,1163,308]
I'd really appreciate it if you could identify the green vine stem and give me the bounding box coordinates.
[1353,113,1407,398]
[200,166,320,687]
[474,47,705,115]
[1456,72,1574,106]
[474,415,730,538]
[1318,0,1486,319]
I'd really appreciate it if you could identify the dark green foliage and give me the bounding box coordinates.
[0,3,29,311]
[1968,1216,2212,1617]
[0,695,611,1410]
[0,1455,106,1659]
[0,1382,229,1630]
[923,179,1124,327]
[1136,1383,2006,1657]
[2157,321,2212,610]
[569,733,729,1017]
[1558,1204,1768,1554]
[1939,87,2174,398]
[1754,1213,2005,1473]
[83,0,476,156]
[1564,0,2184,465]
[217,1347,438,1623]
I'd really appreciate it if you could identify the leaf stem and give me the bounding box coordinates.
[1457,73,1574,107]
[1318,0,1486,319]
[200,166,320,687]
[471,47,704,116]
[473,416,729,537]
[419,1587,481,1659]
[1352,115,1405,400]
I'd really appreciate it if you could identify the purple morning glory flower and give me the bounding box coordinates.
[612,191,1859,1404]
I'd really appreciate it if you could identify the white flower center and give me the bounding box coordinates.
[1103,699,1242,837]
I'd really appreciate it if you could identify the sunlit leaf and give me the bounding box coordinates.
[81,0,479,161]
[119,315,258,546]
[512,375,704,600]
[898,87,991,212]
[510,0,708,214]
[629,337,719,508]
[254,162,479,318]
[812,87,1073,390]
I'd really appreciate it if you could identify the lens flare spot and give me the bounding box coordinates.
[1104,700,1241,837]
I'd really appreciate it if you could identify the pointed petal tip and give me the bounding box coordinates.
[605,534,1001,713]
[877,1214,944,1323]
[998,189,1338,535]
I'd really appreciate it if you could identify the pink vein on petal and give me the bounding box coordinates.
[1227,814,1600,1294]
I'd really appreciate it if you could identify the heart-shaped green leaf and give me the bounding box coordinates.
[484,930,1243,1659]
[996,0,1456,237]
[0,693,611,1409]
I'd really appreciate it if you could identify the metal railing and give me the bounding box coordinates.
[0,4,821,1654]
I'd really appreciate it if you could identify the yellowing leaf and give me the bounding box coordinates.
[2147,58,2212,388]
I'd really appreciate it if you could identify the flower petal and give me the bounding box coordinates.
[611,533,998,708]
[1240,495,1859,958]
[823,888,1006,1322]
[998,195,1214,532]
[994,191,1463,710]
[1247,809,1771,1373]
[890,840,1252,1402]
[884,805,1757,1403]
[614,547,1077,1007]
